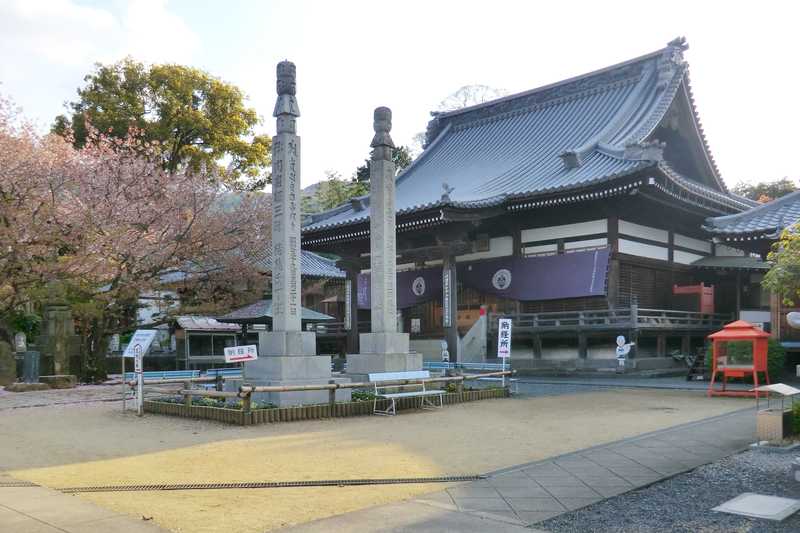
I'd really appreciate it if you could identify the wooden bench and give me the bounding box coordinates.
[369,370,444,416]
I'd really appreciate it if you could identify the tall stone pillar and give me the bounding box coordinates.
[347,108,421,376]
[246,61,348,405]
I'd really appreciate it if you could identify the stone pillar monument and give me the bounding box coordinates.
[347,108,422,375]
[246,61,348,405]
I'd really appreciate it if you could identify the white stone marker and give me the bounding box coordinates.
[348,108,421,375]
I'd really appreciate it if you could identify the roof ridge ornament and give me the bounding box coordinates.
[441,182,455,202]
[657,37,688,88]
[623,140,665,162]
[559,150,582,170]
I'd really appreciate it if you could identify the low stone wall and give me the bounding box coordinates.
[144,388,509,426]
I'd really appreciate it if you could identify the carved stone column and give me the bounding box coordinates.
[246,61,347,405]
[347,108,421,376]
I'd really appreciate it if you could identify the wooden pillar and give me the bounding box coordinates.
[656,335,666,357]
[607,216,620,309]
[667,230,674,263]
[735,270,742,319]
[533,335,543,359]
[337,257,361,355]
[578,334,588,358]
[681,335,691,354]
[443,253,459,362]
[770,292,781,340]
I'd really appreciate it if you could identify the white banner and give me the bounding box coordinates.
[497,318,512,358]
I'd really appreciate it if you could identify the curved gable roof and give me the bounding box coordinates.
[305,38,742,234]
[704,190,800,238]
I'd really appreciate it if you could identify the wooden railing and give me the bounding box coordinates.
[489,307,732,333]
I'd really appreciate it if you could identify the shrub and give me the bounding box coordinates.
[351,389,377,402]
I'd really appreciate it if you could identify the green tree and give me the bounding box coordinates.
[732,178,797,203]
[52,58,271,189]
[304,171,368,213]
[354,145,413,182]
[763,223,800,305]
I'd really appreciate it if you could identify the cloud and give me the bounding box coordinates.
[0,0,198,67]
[0,0,200,126]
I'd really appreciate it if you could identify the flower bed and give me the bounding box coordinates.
[144,387,509,426]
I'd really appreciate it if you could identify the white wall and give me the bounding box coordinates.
[618,239,669,261]
[619,219,668,243]
[521,219,607,243]
[457,236,514,262]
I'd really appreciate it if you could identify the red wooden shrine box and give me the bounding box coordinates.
[673,283,715,314]
[707,320,770,398]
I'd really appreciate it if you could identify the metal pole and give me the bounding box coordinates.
[135,348,143,417]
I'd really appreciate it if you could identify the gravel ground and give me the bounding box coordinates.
[540,450,800,533]
[0,383,127,410]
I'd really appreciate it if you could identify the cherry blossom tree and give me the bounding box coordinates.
[1,96,271,379]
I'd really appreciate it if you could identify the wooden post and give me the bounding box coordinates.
[657,335,666,357]
[328,379,336,413]
[578,334,588,358]
[735,270,742,319]
[242,391,252,414]
[681,335,691,354]
[215,374,223,392]
[183,380,191,408]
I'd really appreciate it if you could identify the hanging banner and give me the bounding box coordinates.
[459,248,610,301]
[344,280,352,331]
[358,267,443,310]
[497,318,512,358]
[442,268,452,328]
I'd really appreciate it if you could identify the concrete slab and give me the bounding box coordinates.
[712,493,800,521]
[282,500,536,532]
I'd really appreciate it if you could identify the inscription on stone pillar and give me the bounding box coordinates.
[369,107,397,334]
[271,61,302,332]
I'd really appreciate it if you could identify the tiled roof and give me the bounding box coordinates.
[252,249,345,278]
[304,38,746,234]
[690,256,769,271]
[217,299,335,322]
[704,190,800,238]
[176,316,241,332]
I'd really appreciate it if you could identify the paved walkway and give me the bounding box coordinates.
[0,480,168,533]
[286,406,756,532]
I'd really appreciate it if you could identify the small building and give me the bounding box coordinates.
[172,316,241,370]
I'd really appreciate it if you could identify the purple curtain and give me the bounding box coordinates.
[458,248,610,301]
[358,267,443,309]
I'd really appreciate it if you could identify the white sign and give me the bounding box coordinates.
[123,329,158,358]
[497,318,513,358]
[224,345,258,363]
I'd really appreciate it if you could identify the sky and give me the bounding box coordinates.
[1,0,799,190]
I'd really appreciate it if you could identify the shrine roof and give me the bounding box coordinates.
[304,38,752,235]
[704,190,800,239]
[217,299,335,323]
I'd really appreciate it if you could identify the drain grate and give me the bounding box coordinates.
[58,475,485,493]
[0,481,39,488]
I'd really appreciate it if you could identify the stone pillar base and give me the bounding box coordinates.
[347,332,421,379]
[242,331,347,406]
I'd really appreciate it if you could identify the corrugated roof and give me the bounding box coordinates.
[176,316,241,332]
[218,299,335,322]
[704,190,800,238]
[304,38,745,235]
